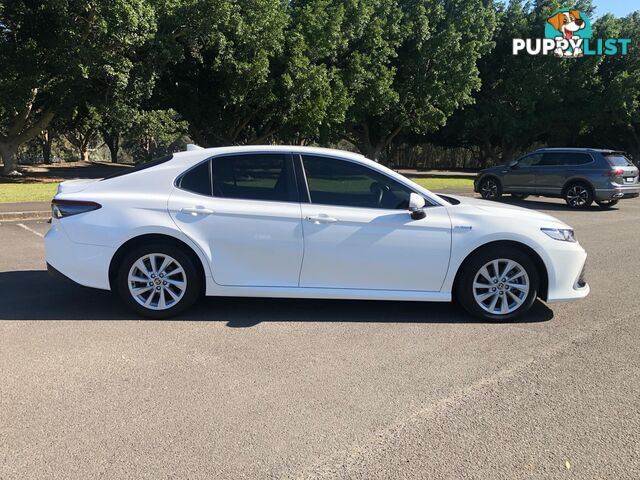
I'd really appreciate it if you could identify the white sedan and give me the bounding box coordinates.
[45,146,589,321]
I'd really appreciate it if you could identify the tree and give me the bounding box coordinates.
[0,0,156,175]
[436,0,600,165]
[124,109,188,163]
[155,0,289,146]
[337,0,495,160]
[62,105,103,162]
[587,12,640,161]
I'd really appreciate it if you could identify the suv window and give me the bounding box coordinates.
[178,160,212,195]
[301,155,413,209]
[541,152,591,166]
[517,154,542,167]
[604,154,633,167]
[212,153,293,202]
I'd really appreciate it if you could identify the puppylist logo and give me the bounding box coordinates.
[513,8,631,57]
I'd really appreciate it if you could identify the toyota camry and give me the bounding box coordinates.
[45,146,589,321]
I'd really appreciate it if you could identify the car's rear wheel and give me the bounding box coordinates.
[456,247,538,321]
[511,193,529,200]
[479,177,502,200]
[564,183,593,209]
[116,243,202,319]
[595,199,619,209]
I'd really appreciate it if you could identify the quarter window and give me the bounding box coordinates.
[178,160,212,196]
[212,154,294,202]
[301,155,414,209]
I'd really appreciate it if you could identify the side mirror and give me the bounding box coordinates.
[409,193,426,220]
[508,160,519,169]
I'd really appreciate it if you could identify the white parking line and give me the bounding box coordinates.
[17,223,44,238]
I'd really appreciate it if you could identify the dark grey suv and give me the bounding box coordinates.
[474,148,640,209]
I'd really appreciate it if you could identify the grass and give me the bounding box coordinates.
[0,183,59,203]
[0,176,473,204]
[410,177,474,190]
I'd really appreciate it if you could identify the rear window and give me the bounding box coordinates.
[604,154,633,167]
[101,155,173,181]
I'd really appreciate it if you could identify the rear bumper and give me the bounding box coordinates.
[44,221,114,290]
[594,184,640,201]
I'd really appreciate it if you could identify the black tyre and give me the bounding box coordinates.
[595,199,619,209]
[456,246,539,322]
[479,177,502,200]
[564,182,593,209]
[115,242,202,319]
[511,193,529,200]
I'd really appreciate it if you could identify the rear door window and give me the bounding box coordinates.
[541,152,591,166]
[211,153,296,202]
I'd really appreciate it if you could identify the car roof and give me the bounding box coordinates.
[532,147,625,154]
[172,145,368,163]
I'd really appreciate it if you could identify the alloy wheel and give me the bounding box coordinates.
[481,179,498,199]
[127,253,187,310]
[472,259,530,315]
[566,185,589,208]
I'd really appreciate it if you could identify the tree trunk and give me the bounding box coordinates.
[40,130,53,164]
[79,146,91,162]
[103,131,120,163]
[0,142,19,176]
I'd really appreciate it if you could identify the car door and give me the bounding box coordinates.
[502,153,542,192]
[535,152,592,195]
[168,153,304,287]
[297,154,452,292]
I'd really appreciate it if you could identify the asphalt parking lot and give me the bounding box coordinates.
[1,195,639,479]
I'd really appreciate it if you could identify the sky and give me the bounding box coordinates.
[593,1,638,18]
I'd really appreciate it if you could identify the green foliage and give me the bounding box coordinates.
[2,0,640,172]
[0,0,156,173]
[124,109,188,163]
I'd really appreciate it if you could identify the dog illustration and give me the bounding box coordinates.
[547,10,586,57]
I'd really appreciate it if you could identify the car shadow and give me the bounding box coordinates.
[0,270,554,325]
[494,196,616,212]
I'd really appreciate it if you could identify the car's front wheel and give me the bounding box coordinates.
[456,247,539,321]
[479,177,502,200]
[116,243,202,319]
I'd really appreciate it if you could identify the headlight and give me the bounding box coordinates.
[541,228,576,242]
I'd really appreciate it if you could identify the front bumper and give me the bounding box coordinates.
[542,242,589,303]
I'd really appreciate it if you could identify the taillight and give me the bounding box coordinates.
[603,168,624,177]
[51,199,101,219]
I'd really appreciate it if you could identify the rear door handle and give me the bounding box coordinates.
[306,215,338,224]
[181,207,214,216]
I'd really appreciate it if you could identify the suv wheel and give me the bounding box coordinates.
[479,177,502,200]
[116,243,202,319]
[456,247,538,321]
[595,199,619,209]
[564,183,593,209]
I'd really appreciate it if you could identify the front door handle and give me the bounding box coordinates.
[306,215,338,224]
[181,207,214,216]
